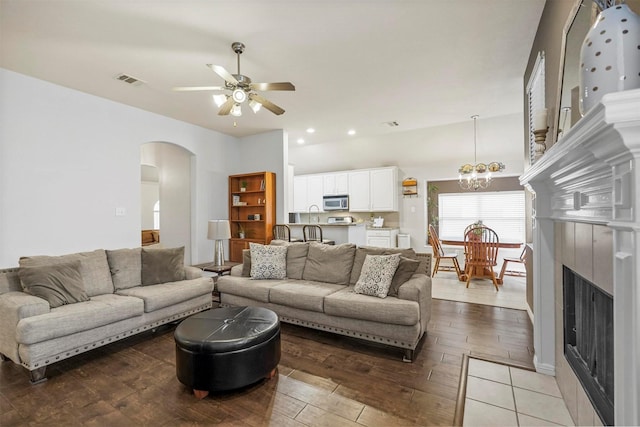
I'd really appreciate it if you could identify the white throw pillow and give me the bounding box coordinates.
[354,253,401,298]
[249,243,287,279]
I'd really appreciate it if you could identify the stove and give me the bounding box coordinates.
[327,216,354,224]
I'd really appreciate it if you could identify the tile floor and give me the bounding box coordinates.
[463,358,575,426]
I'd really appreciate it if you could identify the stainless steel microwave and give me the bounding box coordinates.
[323,195,349,211]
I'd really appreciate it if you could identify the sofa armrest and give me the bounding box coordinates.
[230,264,244,277]
[184,266,203,280]
[397,273,432,334]
[0,292,50,362]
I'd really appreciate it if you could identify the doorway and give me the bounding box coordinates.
[140,142,193,263]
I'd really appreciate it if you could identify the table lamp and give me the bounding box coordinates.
[207,220,231,267]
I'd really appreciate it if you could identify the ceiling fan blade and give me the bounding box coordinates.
[217,97,235,115]
[249,93,285,115]
[172,86,226,92]
[207,64,239,85]
[250,82,295,91]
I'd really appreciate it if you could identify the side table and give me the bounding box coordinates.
[192,263,239,305]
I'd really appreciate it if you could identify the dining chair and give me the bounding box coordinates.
[303,225,335,245]
[428,224,462,279]
[499,246,527,279]
[272,224,303,242]
[464,226,500,291]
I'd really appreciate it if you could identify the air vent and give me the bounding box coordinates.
[114,73,145,87]
[382,121,399,127]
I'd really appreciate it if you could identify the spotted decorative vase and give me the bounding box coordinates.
[579,3,640,115]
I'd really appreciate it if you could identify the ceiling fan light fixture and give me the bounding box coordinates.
[231,104,242,117]
[249,99,262,113]
[212,94,228,107]
[232,88,247,104]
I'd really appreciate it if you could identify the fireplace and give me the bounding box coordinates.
[563,266,613,425]
[520,88,640,426]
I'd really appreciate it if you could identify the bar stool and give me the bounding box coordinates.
[303,225,335,245]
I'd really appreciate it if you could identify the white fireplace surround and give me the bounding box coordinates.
[520,88,640,425]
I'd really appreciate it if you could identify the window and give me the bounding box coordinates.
[153,201,160,229]
[438,191,525,242]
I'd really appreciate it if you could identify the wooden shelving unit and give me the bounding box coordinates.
[228,171,276,262]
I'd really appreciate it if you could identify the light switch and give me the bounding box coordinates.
[115,207,126,216]
[410,206,416,213]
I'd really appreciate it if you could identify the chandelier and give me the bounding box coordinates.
[458,115,505,191]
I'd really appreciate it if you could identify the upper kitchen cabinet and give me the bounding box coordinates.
[323,172,349,195]
[347,170,371,211]
[348,167,398,212]
[292,174,324,212]
[370,167,398,211]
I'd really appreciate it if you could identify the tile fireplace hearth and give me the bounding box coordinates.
[520,88,640,426]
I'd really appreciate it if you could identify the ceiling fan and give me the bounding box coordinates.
[173,42,295,116]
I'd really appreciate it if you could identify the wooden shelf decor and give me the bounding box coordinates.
[228,172,276,262]
[402,178,418,197]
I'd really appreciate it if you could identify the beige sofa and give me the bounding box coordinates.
[0,247,213,383]
[216,241,432,361]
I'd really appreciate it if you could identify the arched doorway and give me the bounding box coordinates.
[140,142,193,263]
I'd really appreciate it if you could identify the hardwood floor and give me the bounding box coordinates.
[0,300,533,426]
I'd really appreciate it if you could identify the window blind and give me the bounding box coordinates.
[438,191,525,243]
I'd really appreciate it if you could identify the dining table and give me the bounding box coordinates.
[440,237,522,285]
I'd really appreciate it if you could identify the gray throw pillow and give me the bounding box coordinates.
[349,246,388,284]
[354,254,401,298]
[241,249,252,277]
[19,260,90,308]
[141,246,186,286]
[388,256,421,297]
[270,240,310,279]
[106,248,141,290]
[302,243,356,285]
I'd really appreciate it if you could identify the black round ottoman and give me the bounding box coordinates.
[174,306,281,399]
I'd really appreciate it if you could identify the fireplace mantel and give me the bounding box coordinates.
[520,88,640,425]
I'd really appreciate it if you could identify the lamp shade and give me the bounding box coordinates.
[207,220,231,240]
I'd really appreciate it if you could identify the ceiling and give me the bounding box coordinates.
[0,0,545,147]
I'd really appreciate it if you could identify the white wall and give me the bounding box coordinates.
[0,68,239,267]
[235,130,288,223]
[289,114,525,251]
[140,181,158,229]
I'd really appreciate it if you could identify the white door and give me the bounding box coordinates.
[307,175,324,210]
[292,176,308,212]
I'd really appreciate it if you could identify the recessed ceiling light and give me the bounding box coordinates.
[348,129,356,136]
[297,138,305,144]
[306,128,315,134]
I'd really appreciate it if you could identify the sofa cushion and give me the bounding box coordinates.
[106,248,142,290]
[250,243,288,279]
[354,254,401,298]
[18,261,90,308]
[141,246,186,286]
[116,277,212,312]
[270,240,310,279]
[302,243,356,285]
[388,257,421,297]
[19,249,114,297]
[324,287,420,326]
[15,294,144,345]
[217,276,287,303]
[269,281,345,312]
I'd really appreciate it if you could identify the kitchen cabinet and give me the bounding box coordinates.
[295,166,398,213]
[348,170,371,211]
[292,175,324,212]
[228,172,276,262]
[366,228,399,248]
[370,167,398,211]
[323,172,349,195]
